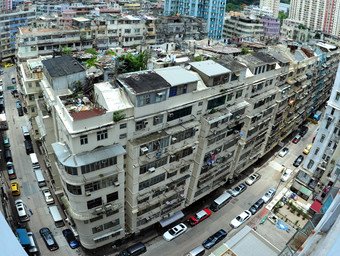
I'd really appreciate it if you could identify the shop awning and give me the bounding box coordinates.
[16,229,30,246]
[310,200,322,213]
[299,186,313,197]
[159,210,184,228]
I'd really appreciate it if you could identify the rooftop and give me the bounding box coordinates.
[60,94,106,121]
[117,70,171,94]
[253,52,278,64]
[42,56,85,78]
[190,60,231,77]
[154,66,198,86]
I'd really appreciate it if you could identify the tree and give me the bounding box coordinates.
[105,49,116,56]
[117,51,149,74]
[278,11,288,26]
[85,57,98,68]
[85,48,98,55]
[62,47,72,55]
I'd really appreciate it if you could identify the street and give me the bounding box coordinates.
[1,67,80,256]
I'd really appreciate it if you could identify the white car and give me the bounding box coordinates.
[42,188,55,205]
[163,223,187,241]
[245,173,261,186]
[262,188,276,203]
[278,147,289,157]
[230,210,252,229]
[281,168,293,182]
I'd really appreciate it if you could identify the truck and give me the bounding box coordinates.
[312,111,322,123]
[0,113,8,130]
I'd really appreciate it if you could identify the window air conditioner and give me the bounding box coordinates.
[114,181,120,187]
[94,207,103,214]
[140,147,149,154]
[85,191,91,196]
[148,167,156,173]
[171,137,177,142]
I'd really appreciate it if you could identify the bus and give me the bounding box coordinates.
[48,206,64,228]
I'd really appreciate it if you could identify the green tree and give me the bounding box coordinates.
[85,48,98,55]
[85,57,98,68]
[117,51,149,74]
[105,49,116,56]
[62,47,72,55]
[278,11,288,26]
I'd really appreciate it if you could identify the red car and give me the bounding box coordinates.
[292,134,301,144]
[188,208,212,226]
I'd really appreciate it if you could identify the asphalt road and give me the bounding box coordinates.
[142,123,318,256]
[2,67,81,256]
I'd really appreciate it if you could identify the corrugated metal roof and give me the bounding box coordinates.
[52,142,126,167]
[155,66,198,86]
[190,60,231,77]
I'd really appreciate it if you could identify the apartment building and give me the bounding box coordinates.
[223,13,280,42]
[155,16,207,44]
[289,0,340,37]
[163,0,226,39]
[0,7,35,61]
[27,42,339,249]
[260,0,280,18]
[16,13,157,61]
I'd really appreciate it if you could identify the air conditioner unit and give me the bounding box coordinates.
[154,116,160,121]
[157,92,164,97]
[170,155,176,159]
[192,146,196,150]
[143,121,148,125]
[234,130,239,134]
[148,167,156,173]
[168,113,174,117]
[94,207,103,214]
[171,137,177,142]
[114,181,120,187]
[85,191,91,196]
[235,115,241,120]
[140,146,149,154]
[328,116,334,122]
[104,204,112,210]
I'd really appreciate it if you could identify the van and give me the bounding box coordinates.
[119,242,147,256]
[27,231,40,255]
[186,245,205,256]
[25,140,34,155]
[29,153,40,169]
[210,192,232,212]
[21,126,31,140]
[34,169,46,188]
[48,205,64,228]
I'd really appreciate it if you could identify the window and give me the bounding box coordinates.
[107,192,118,203]
[136,119,148,130]
[169,87,177,97]
[119,133,127,139]
[80,135,88,145]
[119,123,127,129]
[81,157,117,174]
[167,106,192,122]
[167,170,177,178]
[66,183,82,195]
[97,130,108,141]
[207,95,226,110]
[153,115,163,125]
[139,173,166,191]
[87,197,102,209]
[65,166,78,175]
[227,93,233,101]
[314,147,320,155]
[236,90,243,98]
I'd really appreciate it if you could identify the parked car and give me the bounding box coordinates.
[278,147,289,157]
[230,210,252,228]
[62,229,80,249]
[119,242,147,256]
[299,126,309,137]
[281,168,293,182]
[42,188,55,205]
[11,181,20,196]
[249,198,265,215]
[292,134,302,144]
[293,155,304,167]
[202,229,227,249]
[245,173,261,186]
[163,223,187,241]
[39,227,59,251]
[262,188,276,203]
[303,144,313,155]
[228,183,247,197]
[7,162,16,180]
[188,208,212,226]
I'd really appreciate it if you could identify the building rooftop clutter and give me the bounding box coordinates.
[189,60,232,77]
[154,66,199,86]
[217,58,247,73]
[253,52,278,64]
[42,56,85,77]
[60,94,106,120]
[117,70,171,94]
[195,39,241,55]
[52,142,126,167]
